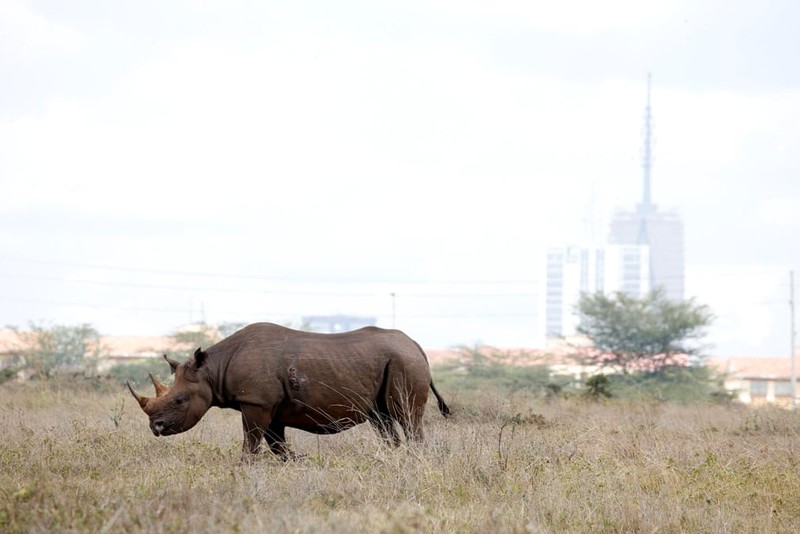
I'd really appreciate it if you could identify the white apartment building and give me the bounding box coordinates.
[545,244,650,339]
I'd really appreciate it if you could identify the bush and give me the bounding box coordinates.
[432,345,571,398]
[603,366,730,403]
[432,347,728,405]
[0,365,22,385]
[106,359,174,387]
[584,375,612,400]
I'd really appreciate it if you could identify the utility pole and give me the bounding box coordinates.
[791,271,797,410]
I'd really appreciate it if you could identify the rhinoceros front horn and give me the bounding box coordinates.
[127,381,150,410]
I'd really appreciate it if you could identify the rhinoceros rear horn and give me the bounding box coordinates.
[163,354,180,374]
[149,373,169,397]
[127,381,150,410]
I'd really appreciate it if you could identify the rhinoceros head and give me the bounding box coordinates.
[127,348,213,437]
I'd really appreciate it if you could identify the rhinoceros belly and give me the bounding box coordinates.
[276,400,370,434]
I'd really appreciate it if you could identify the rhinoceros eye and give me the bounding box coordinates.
[174,394,189,405]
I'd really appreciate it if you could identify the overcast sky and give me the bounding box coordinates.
[2,0,799,356]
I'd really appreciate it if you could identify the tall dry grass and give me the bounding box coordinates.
[1,380,799,533]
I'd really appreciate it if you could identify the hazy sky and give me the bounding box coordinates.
[2,0,799,356]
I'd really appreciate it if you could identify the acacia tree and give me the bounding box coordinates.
[167,323,222,362]
[17,322,104,378]
[575,289,713,374]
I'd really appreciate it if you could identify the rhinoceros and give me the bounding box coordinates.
[128,322,450,457]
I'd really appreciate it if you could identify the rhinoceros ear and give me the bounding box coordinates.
[193,347,208,368]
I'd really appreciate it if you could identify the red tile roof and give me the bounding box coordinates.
[710,356,798,380]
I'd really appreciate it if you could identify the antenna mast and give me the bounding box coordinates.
[641,72,654,213]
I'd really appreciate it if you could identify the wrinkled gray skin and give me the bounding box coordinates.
[128,323,450,458]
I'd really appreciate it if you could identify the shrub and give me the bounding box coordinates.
[106,359,174,387]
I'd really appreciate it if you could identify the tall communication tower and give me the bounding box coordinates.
[640,72,654,214]
[609,73,685,301]
[544,73,686,341]
[636,72,655,248]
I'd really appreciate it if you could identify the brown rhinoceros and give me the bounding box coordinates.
[128,322,450,457]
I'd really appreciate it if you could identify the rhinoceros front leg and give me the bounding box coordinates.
[240,410,265,459]
[240,406,298,461]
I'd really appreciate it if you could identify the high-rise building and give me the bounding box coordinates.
[608,74,685,301]
[608,208,684,301]
[543,74,684,339]
[545,244,650,338]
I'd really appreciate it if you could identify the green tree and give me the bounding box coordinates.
[167,323,221,361]
[576,288,713,374]
[17,322,104,378]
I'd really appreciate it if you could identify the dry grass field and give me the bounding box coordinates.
[2,378,800,533]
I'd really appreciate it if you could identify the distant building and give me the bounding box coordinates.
[608,206,684,301]
[606,74,685,301]
[544,75,685,339]
[711,356,798,407]
[301,315,377,333]
[545,244,650,338]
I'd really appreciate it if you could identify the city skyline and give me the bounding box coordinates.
[1,1,798,356]
[545,74,685,339]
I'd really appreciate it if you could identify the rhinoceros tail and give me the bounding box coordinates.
[410,337,451,417]
[430,381,450,417]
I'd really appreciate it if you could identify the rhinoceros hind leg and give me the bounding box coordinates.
[385,373,427,444]
[265,423,299,460]
[398,407,425,443]
[368,410,401,446]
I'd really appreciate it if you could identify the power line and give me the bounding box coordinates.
[0,272,539,298]
[0,295,192,314]
[0,295,538,320]
[1,255,795,286]
[0,256,539,286]
[0,273,375,297]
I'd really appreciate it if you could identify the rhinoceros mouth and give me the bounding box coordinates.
[151,420,180,437]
